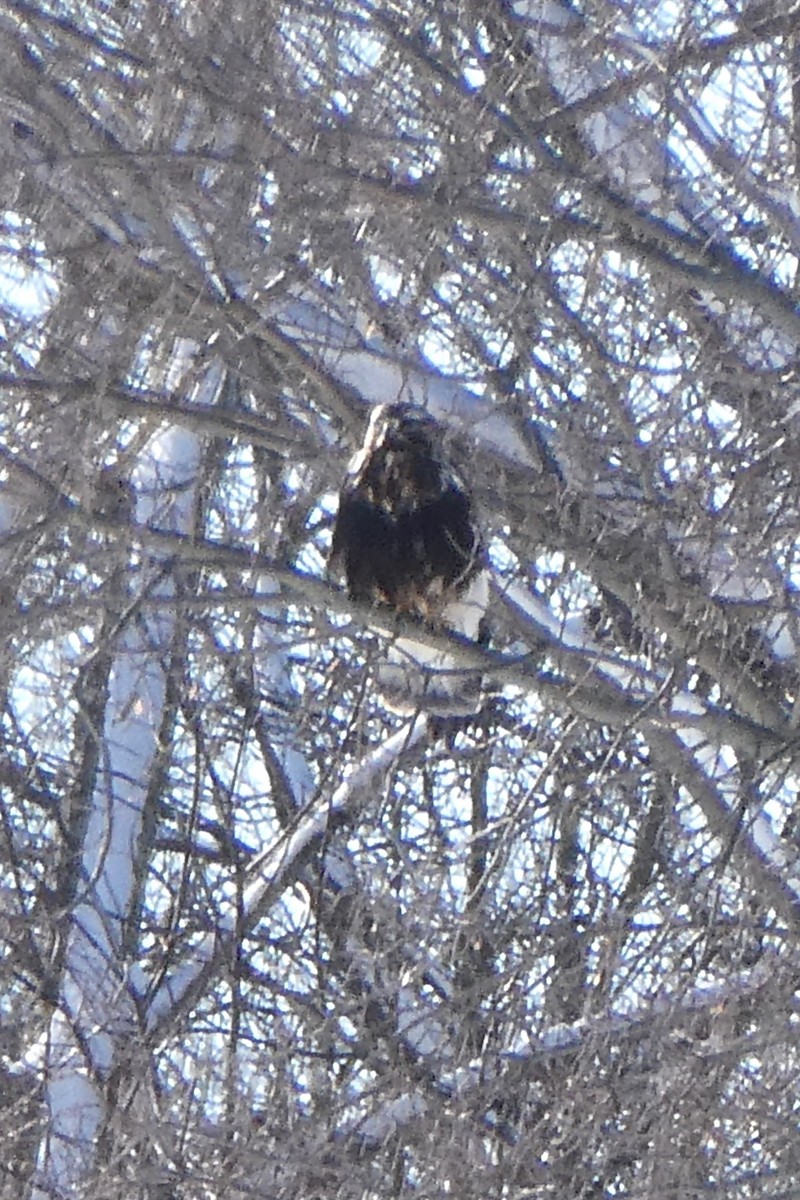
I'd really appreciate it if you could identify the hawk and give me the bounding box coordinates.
[330,403,489,716]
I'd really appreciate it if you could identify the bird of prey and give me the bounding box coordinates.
[330,403,489,715]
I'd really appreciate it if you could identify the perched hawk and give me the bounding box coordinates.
[330,403,489,716]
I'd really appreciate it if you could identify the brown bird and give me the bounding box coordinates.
[330,403,488,715]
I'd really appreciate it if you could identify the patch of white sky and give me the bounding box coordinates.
[419,319,483,389]
[506,727,647,914]
[515,549,599,625]
[159,1025,278,1124]
[11,629,85,760]
[0,213,60,355]
[668,35,799,286]
[43,0,126,46]
[278,3,384,111]
[252,170,279,250]
[545,232,752,505]
[0,199,112,789]
[202,442,258,548]
[3,240,282,945]
[621,0,736,45]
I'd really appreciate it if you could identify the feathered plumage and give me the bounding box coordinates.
[330,403,488,715]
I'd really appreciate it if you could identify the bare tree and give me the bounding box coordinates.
[0,0,799,1196]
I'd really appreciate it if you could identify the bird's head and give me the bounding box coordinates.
[362,403,437,455]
